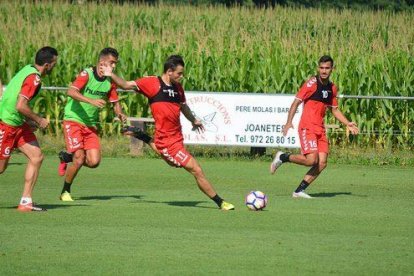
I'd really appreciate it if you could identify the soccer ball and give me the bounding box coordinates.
[245,191,268,211]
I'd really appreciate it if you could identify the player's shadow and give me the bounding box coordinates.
[140,200,214,209]
[8,162,25,166]
[41,204,90,209]
[76,195,143,201]
[1,204,89,210]
[163,201,215,209]
[310,192,352,198]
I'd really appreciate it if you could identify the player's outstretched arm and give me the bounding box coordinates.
[99,64,137,91]
[282,99,301,136]
[330,107,359,135]
[181,103,205,133]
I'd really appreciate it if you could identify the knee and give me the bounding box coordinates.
[305,157,319,167]
[73,154,86,168]
[0,167,5,174]
[190,165,203,178]
[87,159,100,168]
[31,153,44,165]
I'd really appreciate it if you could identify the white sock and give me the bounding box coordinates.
[20,197,32,205]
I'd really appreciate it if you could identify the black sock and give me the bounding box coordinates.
[294,180,309,193]
[139,133,152,144]
[280,153,290,163]
[60,151,73,163]
[211,194,224,207]
[61,181,72,194]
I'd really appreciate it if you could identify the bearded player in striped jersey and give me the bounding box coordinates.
[270,55,359,198]
[100,55,235,210]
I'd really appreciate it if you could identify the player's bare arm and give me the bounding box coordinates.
[330,107,359,135]
[282,98,301,136]
[67,86,106,108]
[99,64,137,91]
[15,95,49,128]
[181,103,205,133]
[113,101,127,123]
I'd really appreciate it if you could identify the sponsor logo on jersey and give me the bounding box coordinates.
[85,87,108,97]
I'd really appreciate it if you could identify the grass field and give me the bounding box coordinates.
[0,154,413,274]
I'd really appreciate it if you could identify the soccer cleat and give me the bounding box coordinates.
[58,162,67,177]
[121,126,152,144]
[270,151,284,174]
[220,201,235,211]
[58,151,68,176]
[17,203,47,212]
[292,191,312,199]
[60,191,74,202]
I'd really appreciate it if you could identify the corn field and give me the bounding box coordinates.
[0,1,413,147]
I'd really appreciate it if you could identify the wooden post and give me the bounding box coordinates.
[128,117,155,156]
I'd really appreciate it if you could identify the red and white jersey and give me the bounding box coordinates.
[19,74,42,101]
[296,76,338,133]
[71,68,119,103]
[134,76,186,147]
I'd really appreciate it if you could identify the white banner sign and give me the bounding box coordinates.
[181,92,302,148]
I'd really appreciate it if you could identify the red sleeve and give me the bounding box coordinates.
[296,77,317,101]
[331,84,338,107]
[70,70,89,91]
[134,76,160,98]
[176,83,186,103]
[19,74,41,100]
[108,82,119,102]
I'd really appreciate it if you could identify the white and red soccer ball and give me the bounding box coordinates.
[245,191,268,211]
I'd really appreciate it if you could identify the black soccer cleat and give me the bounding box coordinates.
[121,126,153,144]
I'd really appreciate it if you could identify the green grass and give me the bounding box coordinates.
[1,155,413,274]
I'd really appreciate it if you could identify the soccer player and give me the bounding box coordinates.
[58,47,127,202]
[270,55,359,198]
[100,55,235,210]
[0,46,58,212]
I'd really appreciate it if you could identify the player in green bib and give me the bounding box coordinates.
[58,48,127,202]
[0,46,58,212]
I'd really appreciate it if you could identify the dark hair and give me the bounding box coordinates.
[163,55,185,73]
[99,47,119,59]
[35,46,58,66]
[319,55,334,66]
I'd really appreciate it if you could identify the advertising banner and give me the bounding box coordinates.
[181,92,302,148]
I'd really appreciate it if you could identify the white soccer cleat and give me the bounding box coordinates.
[292,191,312,199]
[270,151,284,174]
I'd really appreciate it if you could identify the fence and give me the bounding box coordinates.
[1,86,413,148]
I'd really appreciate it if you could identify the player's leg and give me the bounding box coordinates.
[84,148,101,168]
[81,126,101,168]
[0,159,9,174]
[270,129,318,174]
[183,157,234,210]
[292,133,329,199]
[16,140,46,211]
[292,152,328,199]
[60,149,85,201]
[58,150,72,176]
[121,125,159,154]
